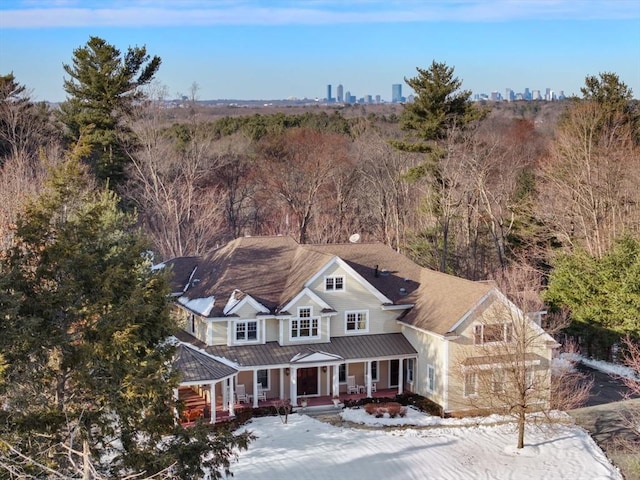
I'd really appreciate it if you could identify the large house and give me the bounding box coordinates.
[164,236,557,423]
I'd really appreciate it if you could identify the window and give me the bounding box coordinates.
[474,323,513,345]
[406,358,414,384]
[291,307,319,339]
[492,369,506,394]
[257,369,269,390]
[464,372,477,397]
[325,276,345,291]
[371,361,379,382]
[426,365,435,392]
[235,320,258,342]
[339,363,347,383]
[345,310,368,333]
[525,369,535,389]
[189,314,196,333]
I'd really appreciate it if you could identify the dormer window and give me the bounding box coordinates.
[235,320,258,342]
[290,307,320,340]
[325,276,345,291]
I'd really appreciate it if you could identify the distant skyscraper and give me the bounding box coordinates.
[524,88,531,101]
[337,84,344,103]
[392,83,402,103]
[327,84,332,102]
[345,91,351,104]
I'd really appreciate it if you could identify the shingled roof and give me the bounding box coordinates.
[173,343,238,383]
[167,236,495,334]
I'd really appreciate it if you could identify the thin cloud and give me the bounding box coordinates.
[1,1,638,28]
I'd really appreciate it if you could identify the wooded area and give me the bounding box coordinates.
[0,37,639,478]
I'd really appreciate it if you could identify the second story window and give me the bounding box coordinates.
[345,310,368,333]
[235,320,258,342]
[325,276,345,291]
[291,307,320,339]
[474,323,513,345]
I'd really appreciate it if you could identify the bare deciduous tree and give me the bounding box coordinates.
[457,263,590,449]
[538,101,640,257]
[257,128,351,244]
[125,110,227,259]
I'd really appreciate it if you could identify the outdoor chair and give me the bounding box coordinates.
[236,384,250,403]
[347,375,359,394]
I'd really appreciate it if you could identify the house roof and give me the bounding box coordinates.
[174,330,417,368]
[168,236,494,335]
[173,343,238,383]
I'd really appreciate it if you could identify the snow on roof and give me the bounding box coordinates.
[178,295,215,317]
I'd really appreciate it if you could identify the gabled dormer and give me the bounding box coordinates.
[277,287,336,345]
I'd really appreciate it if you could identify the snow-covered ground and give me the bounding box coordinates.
[224,354,635,479]
[227,408,621,480]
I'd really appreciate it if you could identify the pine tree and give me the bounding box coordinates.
[58,36,161,188]
[0,156,250,478]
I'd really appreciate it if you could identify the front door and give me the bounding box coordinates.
[297,367,318,396]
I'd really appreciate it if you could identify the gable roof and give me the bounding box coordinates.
[168,236,494,334]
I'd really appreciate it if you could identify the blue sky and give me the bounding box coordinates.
[1,1,639,102]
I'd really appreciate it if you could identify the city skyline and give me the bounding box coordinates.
[1,1,639,102]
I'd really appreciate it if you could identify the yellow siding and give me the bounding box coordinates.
[400,325,447,406]
[309,263,402,337]
[210,321,227,346]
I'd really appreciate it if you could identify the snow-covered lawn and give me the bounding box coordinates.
[228,408,622,480]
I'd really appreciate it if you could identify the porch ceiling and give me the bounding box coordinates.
[186,333,418,368]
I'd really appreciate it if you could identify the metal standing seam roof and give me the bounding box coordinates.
[173,343,238,383]
[200,333,418,368]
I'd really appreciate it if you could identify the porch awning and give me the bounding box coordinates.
[174,343,238,383]
[179,332,418,368]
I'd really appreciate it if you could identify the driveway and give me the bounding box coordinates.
[570,364,639,480]
[578,363,638,407]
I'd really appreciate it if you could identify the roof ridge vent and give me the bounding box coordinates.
[380,268,390,276]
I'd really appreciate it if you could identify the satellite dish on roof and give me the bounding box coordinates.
[349,233,361,243]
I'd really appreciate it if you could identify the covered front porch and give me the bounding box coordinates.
[178,384,402,425]
[175,333,419,424]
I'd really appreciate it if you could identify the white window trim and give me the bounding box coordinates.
[234,319,259,344]
[371,360,379,382]
[473,323,513,346]
[345,310,369,334]
[289,306,321,341]
[463,372,478,398]
[426,364,435,393]
[324,275,345,292]
[339,363,347,384]
[257,369,270,391]
[406,358,414,384]
[492,369,506,394]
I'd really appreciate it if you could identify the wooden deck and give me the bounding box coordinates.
[179,387,400,425]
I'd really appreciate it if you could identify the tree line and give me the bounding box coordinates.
[1,36,639,477]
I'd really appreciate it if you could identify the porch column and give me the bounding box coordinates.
[173,388,180,423]
[210,383,216,424]
[332,365,339,397]
[291,366,298,406]
[222,380,228,411]
[366,360,372,397]
[252,369,259,408]
[280,367,285,400]
[397,359,404,395]
[228,380,235,417]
